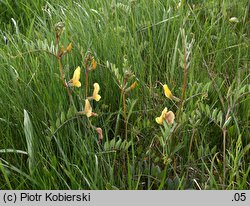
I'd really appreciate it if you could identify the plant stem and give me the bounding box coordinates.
[187,127,196,178]
[57,56,65,84]
[56,33,73,103]
[222,127,226,189]
[122,90,128,139]
[85,70,89,98]
[222,105,231,189]
[177,29,188,120]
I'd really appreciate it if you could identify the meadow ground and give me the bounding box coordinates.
[0,0,249,189]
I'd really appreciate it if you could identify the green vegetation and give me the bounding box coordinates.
[0,0,249,189]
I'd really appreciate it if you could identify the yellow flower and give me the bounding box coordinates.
[163,84,180,102]
[84,99,92,117]
[77,99,98,117]
[91,58,97,70]
[163,84,174,100]
[69,66,81,87]
[155,107,168,125]
[156,107,175,125]
[92,83,101,101]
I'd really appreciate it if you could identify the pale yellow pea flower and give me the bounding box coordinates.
[156,107,175,126]
[163,84,174,99]
[155,107,168,125]
[84,99,92,117]
[163,84,180,102]
[69,66,81,87]
[92,83,101,101]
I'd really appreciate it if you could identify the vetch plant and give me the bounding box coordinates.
[107,57,137,139]
[1,0,249,190]
[52,22,103,141]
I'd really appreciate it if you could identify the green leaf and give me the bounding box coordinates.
[110,138,116,149]
[223,116,232,128]
[56,118,60,128]
[60,111,65,123]
[125,141,132,150]
[115,138,122,149]
[50,125,55,133]
[199,103,205,113]
[120,140,126,150]
[212,108,218,120]
[217,111,223,127]
[205,104,211,117]
[239,85,246,95]
[24,109,36,175]
[127,99,137,120]
[104,141,109,151]
[67,106,76,119]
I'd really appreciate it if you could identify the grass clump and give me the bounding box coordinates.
[0,0,249,189]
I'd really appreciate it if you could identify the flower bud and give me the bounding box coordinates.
[229,17,239,23]
[66,42,72,52]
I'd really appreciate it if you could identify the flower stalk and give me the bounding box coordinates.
[177,28,194,120]
[55,22,73,102]
[122,88,128,139]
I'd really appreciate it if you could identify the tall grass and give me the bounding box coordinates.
[0,0,249,189]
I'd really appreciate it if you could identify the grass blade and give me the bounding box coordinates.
[23,109,36,175]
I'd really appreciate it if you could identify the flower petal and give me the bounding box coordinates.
[74,81,81,87]
[163,84,173,100]
[165,111,175,125]
[93,83,101,101]
[156,108,168,125]
[155,117,163,125]
[70,66,81,87]
[161,107,168,116]
[84,99,92,117]
[73,67,81,81]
